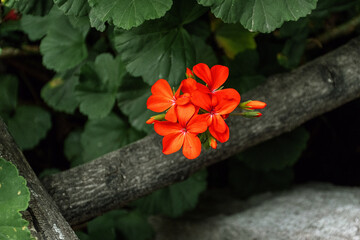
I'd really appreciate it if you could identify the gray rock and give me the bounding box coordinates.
[152,184,360,240]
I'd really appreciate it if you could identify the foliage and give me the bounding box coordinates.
[0,158,34,240]
[1,0,360,235]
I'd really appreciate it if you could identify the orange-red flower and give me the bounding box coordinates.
[147,79,195,123]
[192,63,229,94]
[154,110,207,159]
[194,89,240,143]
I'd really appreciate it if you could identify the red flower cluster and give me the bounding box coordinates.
[147,63,241,159]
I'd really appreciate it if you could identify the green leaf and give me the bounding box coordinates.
[88,9,106,32]
[38,168,61,179]
[0,158,33,240]
[20,15,50,41]
[40,14,88,72]
[7,106,52,150]
[76,54,125,119]
[64,129,84,167]
[114,0,206,85]
[228,160,294,198]
[41,72,79,114]
[276,18,309,69]
[54,0,90,16]
[80,114,145,163]
[133,170,207,217]
[5,0,53,16]
[0,75,18,116]
[86,210,153,240]
[239,127,310,171]
[117,75,153,134]
[215,23,257,59]
[193,36,217,66]
[225,50,265,94]
[197,0,318,33]
[87,0,173,30]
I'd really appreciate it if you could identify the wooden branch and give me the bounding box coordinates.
[43,36,360,226]
[0,119,79,240]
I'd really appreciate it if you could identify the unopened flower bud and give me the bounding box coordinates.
[210,138,217,149]
[241,111,262,118]
[186,68,194,78]
[146,113,166,124]
[240,100,267,110]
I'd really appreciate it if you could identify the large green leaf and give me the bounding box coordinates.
[76,54,126,119]
[239,127,310,171]
[0,75,18,116]
[87,0,173,30]
[114,0,206,85]
[54,0,90,16]
[117,75,153,134]
[4,0,53,16]
[39,14,88,72]
[41,72,79,114]
[0,158,33,240]
[20,15,50,41]
[133,170,207,217]
[80,114,145,163]
[7,106,52,150]
[197,0,317,33]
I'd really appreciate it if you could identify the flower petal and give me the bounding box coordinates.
[193,63,212,87]
[151,79,174,99]
[214,89,241,114]
[181,78,197,94]
[176,93,190,105]
[211,114,227,133]
[154,121,181,136]
[165,105,177,122]
[176,103,196,127]
[191,90,212,111]
[147,95,172,112]
[209,124,229,143]
[163,132,185,155]
[211,65,229,90]
[183,133,202,159]
[187,114,208,134]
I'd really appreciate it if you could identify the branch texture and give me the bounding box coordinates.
[0,120,79,240]
[44,36,360,226]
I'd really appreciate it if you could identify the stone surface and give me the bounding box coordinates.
[152,184,360,240]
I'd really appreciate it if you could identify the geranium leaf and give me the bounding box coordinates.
[7,106,52,150]
[76,54,126,119]
[133,170,207,217]
[41,72,79,114]
[64,130,84,167]
[85,210,153,240]
[53,0,90,16]
[197,0,317,33]
[80,114,145,163]
[0,158,33,240]
[40,14,88,72]
[114,0,206,85]
[87,0,173,30]
[0,75,18,116]
[4,0,53,16]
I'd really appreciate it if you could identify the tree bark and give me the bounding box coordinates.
[0,119,79,240]
[43,36,360,226]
